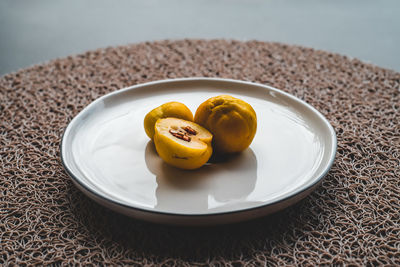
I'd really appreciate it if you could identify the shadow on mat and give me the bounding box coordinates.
[67,182,323,262]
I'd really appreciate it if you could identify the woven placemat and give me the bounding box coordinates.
[1,40,399,265]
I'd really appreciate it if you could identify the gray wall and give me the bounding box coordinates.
[1,0,399,75]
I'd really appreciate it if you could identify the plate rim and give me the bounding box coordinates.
[60,77,337,218]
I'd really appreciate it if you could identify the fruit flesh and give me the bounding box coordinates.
[154,118,213,170]
[194,95,257,154]
[144,102,193,139]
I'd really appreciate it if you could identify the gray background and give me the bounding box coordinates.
[1,0,399,76]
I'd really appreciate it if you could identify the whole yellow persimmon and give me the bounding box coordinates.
[194,95,257,154]
[144,102,193,139]
[154,118,213,170]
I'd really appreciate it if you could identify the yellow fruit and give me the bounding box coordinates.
[144,102,193,139]
[194,95,257,154]
[154,118,213,170]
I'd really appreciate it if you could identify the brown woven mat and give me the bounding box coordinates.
[1,40,399,265]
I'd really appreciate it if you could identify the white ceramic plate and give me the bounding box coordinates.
[61,78,336,226]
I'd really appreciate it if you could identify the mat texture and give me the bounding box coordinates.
[1,40,399,265]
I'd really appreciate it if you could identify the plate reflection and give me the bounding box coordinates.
[144,141,258,214]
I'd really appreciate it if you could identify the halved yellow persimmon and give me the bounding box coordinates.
[144,102,193,139]
[194,95,257,154]
[153,118,213,170]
